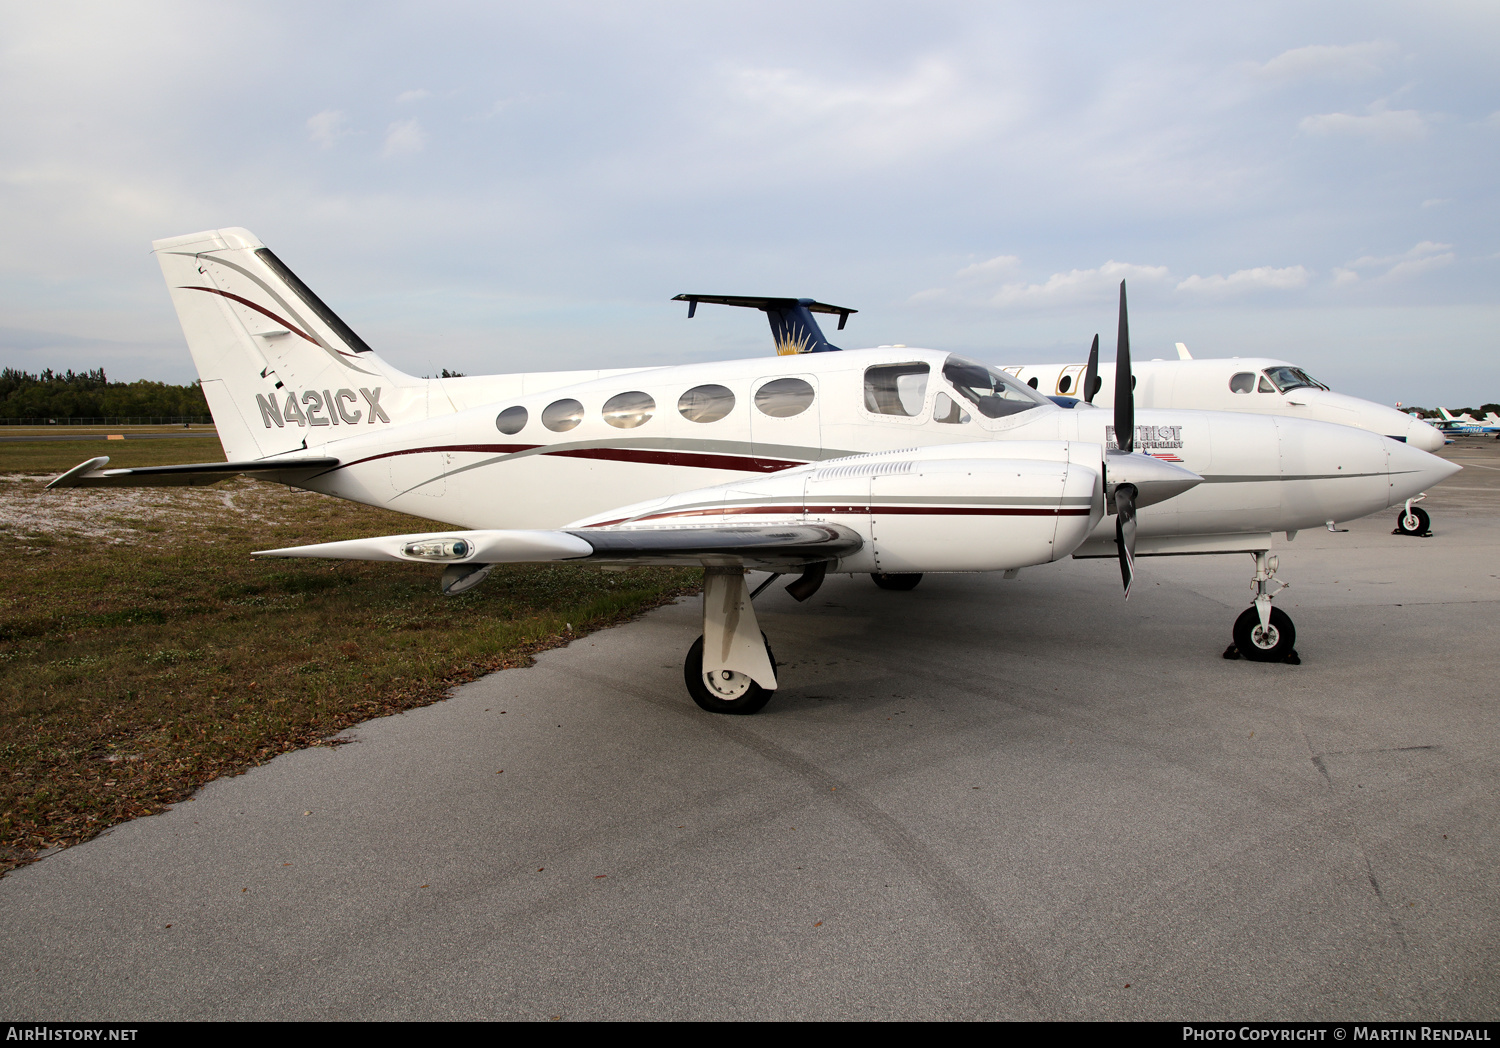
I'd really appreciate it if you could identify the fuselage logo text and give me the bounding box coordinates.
[1106,424,1184,451]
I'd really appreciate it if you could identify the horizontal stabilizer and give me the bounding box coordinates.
[256,522,862,571]
[47,455,339,488]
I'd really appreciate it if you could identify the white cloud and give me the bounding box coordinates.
[306,109,351,148]
[1299,103,1426,142]
[954,255,1020,281]
[1176,265,1310,295]
[396,89,432,104]
[1251,42,1397,81]
[1341,241,1454,282]
[382,118,426,157]
[1421,198,1450,209]
[990,261,1170,308]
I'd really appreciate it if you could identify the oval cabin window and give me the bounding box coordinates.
[1058,375,1073,393]
[1229,372,1255,394]
[542,398,584,432]
[495,406,528,434]
[602,391,655,429]
[678,384,735,423]
[754,377,816,418]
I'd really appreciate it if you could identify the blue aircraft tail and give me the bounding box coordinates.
[673,295,856,354]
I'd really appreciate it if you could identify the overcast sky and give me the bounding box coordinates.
[1,1,1496,404]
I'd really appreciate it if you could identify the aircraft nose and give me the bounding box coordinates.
[1386,438,1460,501]
[1406,415,1446,453]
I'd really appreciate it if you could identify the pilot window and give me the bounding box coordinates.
[1262,366,1327,393]
[934,392,970,424]
[941,355,1048,419]
[1258,376,1275,393]
[1229,372,1255,394]
[863,363,929,417]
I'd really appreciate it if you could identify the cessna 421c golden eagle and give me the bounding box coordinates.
[50,229,1458,713]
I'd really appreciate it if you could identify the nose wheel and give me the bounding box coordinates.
[1394,497,1431,537]
[1223,550,1300,663]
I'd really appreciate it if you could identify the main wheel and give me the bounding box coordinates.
[683,634,777,715]
[1395,505,1430,536]
[1232,606,1297,663]
[871,572,923,591]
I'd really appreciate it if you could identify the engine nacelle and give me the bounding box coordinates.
[569,441,1109,575]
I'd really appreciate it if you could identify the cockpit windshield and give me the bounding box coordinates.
[942,355,1050,418]
[1262,366,1328,393]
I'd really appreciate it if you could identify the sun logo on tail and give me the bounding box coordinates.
[775,330,816,356]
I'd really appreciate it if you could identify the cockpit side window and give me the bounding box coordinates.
[941,355,1049,419]
[1258,376,1275,393]
[1262,366,1327,393]
[863,363,930,417]
[1229,372,1255,394]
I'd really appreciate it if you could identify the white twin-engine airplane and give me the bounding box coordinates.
[50,229,1459,714]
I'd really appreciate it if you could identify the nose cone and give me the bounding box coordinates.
[1386,438,1460,502]
[1406,415,1446,452]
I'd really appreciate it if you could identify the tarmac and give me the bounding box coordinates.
[2,441,1498,1021]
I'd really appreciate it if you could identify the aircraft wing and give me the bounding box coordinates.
[255,522,863,572]
[47,455,339,488]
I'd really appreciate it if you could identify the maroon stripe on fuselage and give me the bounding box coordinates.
[586,505,1092,526]
[549,447,804,472]
[330,443,798,474]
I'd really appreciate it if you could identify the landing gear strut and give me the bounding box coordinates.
[1224,551,1299,663]
[685,566,779,714]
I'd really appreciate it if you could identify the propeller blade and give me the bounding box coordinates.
[1115,482,1138,598]
[1083,334,1100,404]
[1114,281,1133,454]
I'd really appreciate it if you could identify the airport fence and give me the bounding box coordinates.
[0,416,214,426]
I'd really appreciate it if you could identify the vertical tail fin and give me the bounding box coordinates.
[153,228,421,460]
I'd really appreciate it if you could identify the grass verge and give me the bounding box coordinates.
[0,451,698,875]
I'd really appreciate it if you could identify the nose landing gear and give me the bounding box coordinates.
[1394,495,1431,537]
[1223,551,1300,664]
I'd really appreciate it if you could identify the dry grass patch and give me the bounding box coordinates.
[0,464,697,874]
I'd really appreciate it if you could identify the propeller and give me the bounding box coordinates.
[1111,280,1138,598]
[1083,334,1100,404]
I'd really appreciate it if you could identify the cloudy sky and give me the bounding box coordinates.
[2,1,1496,404]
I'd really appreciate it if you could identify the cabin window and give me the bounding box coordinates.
[542,398,584,432]
[942,355,1048,419]
[754,377,815,418]
[495,406,527,434]
[863,363,929,417]
[934,392,970,425]
[1229,372,1255,394]
[678,384,735,423]
[1058,374,1073,394]
[602,391,655,429]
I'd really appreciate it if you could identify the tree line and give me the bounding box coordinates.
[0,368,210,420]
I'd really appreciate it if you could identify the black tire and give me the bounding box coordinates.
[1232,606,1297,663]
[1395,506,1430,536]
[871,572,923,591]
[683,634,777,715]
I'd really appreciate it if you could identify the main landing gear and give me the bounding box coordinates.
[1223,550,1300,664]
[1394,495,1431,537]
